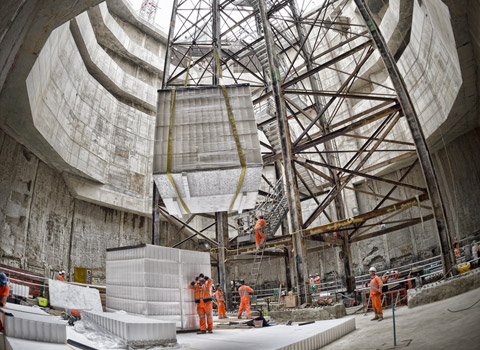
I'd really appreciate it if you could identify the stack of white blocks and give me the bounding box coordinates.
[106,244,211,330]
[9,282,30,298]
[82,310,176,346]
[3,309,67,343]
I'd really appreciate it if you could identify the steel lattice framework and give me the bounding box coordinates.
[157,0,455,302]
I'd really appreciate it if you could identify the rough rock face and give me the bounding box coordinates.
[408,269,480,308]
[269,304,346,322]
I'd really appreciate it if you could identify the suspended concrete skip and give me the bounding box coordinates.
[154,84,263,216]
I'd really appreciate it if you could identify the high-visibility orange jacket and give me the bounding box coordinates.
[215,290,225,302]
[255,219,267,231]
[393,270,399,280]
[57,275,64,281]
[238,284,253,301]
[382,274,389,283]
[370,275,383,297]
[0,285,10,307]
[189,281,213,303]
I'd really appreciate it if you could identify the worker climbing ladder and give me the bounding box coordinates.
[250,177,289,292]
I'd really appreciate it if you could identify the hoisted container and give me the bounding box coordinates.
[154,84,263,216]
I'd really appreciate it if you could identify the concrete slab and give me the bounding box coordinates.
[82,310,176,346]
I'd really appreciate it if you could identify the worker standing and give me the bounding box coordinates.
[254,215,267,250]
[214,284,227,319]
[0,273,10,332]
[188,275,213,334]
[237,280,253,319]
[57,270,65,281]
[381,271,389,293]
[369,266,383,321]
[314,275,321,294]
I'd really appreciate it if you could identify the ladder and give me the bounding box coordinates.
[250,178,289,292]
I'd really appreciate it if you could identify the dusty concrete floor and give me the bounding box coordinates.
[322,287,480,350]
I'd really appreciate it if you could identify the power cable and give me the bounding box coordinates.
[447,298,480,313]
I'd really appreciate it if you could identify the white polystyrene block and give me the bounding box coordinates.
[106,272,179,288]
[9,283,30,298]
[154,84,262,215]
[180,249,210,264]
[82,311,176,346]
[107,286,181,302]
[6,337,70,350]
[106,259,180,275]
[3,310,67,343]
[4,303,49,315]
[106,296,181,316]
[48,279,102,312]
[106,244,181,262]
[106,245,210,330]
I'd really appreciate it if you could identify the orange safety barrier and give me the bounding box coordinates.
[364,288,407,313]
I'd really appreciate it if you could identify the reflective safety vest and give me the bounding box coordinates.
[215,290,224,302]
[0,285,10,306]
[238,285,253,299]
[189,282,213,303]
[255,219,267,230]
[370,275,383,296]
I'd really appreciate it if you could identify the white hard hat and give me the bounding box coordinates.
[369,267,376,273]
[61,270,65,274]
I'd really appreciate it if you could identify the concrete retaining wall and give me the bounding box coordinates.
[408,269,480,308]
[269,304,346,323]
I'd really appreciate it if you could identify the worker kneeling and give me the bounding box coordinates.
[237,280,254,319]
[189,276,213,334]
[369,266,383,321]
[254,215,267,250]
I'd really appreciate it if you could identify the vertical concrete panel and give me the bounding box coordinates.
[0,131,39,266]
[70,200,122,283]
[25,162,74,272]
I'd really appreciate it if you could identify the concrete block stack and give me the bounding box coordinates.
[106,244,210,330]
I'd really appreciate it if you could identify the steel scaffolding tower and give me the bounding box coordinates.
[157,0,455,303]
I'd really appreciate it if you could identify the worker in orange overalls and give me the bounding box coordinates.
[57,270,65,281]
[188,275,213,334]
[237,280,253,319]
[214,284,227,319]
[369,266,383,321]
[0,273,10,332]
[254,215,267,250]
[314,275,321,294]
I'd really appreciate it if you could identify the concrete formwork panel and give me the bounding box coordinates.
[106,244,210,330]
[154,84,262,215]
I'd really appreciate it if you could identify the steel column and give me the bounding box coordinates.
[216,212,228,306]
[354,0,455,277]
[258,0,308,303]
